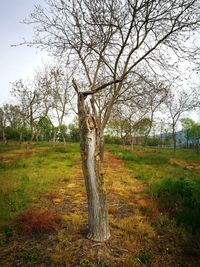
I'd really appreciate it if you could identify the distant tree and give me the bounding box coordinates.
[37,116,53,141]
[11,79,43,141]
[68,117,80,142]
[36,65,71,145]
[181,118,200,150]
[57,124,68,142]
[166,89,198,151]
[133,117,152,144]
[0,106,8,143]
[4,104,27,143]
[181,118,195,148]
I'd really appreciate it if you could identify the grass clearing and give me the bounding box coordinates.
[0,142,200,266]
[0,142,80,226]
[107,144,200,234]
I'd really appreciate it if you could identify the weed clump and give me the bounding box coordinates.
[17,209,61,235]
[22,249,41,262]
[79,259,110,267]
[137,250,151,264]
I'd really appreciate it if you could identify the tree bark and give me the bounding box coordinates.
[172,124,176,152]
[78,94,110,242]
[19,131,23,144]
[99,133,105,161]
[61,131,66,145]
[52,128,57,146]
[2,129,7,144]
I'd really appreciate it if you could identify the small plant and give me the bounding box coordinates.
[54,147,67,153]
[137,250,151,264]
[150,177,200,233]
[79,259,95,267]
[2,226,13,237]
[17,209,61,235]
[22,249,40,261]
[0,235,6,246]
[0,162,6,169]
[79,259,110,267]
[20,174,30,188]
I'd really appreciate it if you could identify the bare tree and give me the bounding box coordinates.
[50,67,70,145]
[36,64,72,144]
[23,0,200,241]
[3,104,26,143]
[0,106,8,144]
[166,89,198,151]
[11,79,43,142]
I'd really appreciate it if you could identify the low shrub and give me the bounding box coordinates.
[150,177,200,233]
[54,147,68,153]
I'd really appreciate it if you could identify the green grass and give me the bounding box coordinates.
[107,144,200,233]
[150,177,200,233]
[107,145,200,182]
[0,142,80,227]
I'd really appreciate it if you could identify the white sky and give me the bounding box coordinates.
[0,0,50,105]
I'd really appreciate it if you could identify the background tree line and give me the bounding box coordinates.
[0,63,199,151]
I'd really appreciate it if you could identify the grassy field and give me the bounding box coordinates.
[0,142,200,266]
[0,142,80,227]
[107,145,200,234]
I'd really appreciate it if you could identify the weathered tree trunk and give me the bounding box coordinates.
[78,94,110,241]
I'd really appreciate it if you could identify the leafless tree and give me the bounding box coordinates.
[23,0,200,241]
[0,106,8,144]
[166,89,198,151]
[49,67,71,145]
[11,79,43,141]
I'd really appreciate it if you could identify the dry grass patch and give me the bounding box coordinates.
[170,158,200,172]
[16,208,61,235]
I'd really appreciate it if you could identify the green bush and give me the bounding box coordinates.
[54,147,68,153]
[104,135,122,145]
[150,177,200,233]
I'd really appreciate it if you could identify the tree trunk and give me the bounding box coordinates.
[52,128,57,146]
[78,94,110,242]
[19,132,23,144]
[131,136,134,150]
[99,133,105,161]
[2,129,7,144]
[61,132,66,145]
[172,125,176,152]
[31,131,35,142]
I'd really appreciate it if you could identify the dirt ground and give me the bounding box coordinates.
[0,151,199,267]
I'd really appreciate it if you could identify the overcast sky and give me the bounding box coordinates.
[0,0,50,105]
